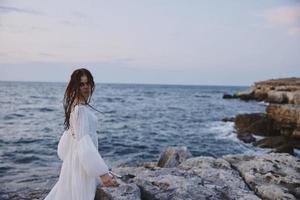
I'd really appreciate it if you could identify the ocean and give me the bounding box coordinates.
[0,81,269,198]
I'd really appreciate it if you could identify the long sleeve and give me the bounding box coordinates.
[57,130,71,161]
[72,105,109,177]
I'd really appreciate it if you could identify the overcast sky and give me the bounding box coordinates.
[1,0,300,86]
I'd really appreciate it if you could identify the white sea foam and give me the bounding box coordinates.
[258,101,269,106]
[294,148,300,157]
[208,121,239,141]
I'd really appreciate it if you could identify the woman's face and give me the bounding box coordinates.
[79,75,91,100]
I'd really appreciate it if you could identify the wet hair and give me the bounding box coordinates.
[63,68,95,130]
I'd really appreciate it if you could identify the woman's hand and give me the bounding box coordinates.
[100,173,119,187]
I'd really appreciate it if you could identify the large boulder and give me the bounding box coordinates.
[234,113,275,136]
[157,146,192,168]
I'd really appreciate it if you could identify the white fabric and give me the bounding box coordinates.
[44,105,109,200]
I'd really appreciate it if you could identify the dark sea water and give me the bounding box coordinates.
[0,81,269,198]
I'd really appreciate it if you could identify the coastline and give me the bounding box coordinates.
[223,77,300,155]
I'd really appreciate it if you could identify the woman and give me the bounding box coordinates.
[45,68,118,200]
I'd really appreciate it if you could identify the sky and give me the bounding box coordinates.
[0,0,300,86]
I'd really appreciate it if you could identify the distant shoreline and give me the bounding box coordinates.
[0,80,249,88]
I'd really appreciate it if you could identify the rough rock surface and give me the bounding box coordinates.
[11,146,299,200]
[96,157,260,200]
[266,104,300,137]
[95,150,300,200]
[234,113,274,136]
[224,152,300,200]
[95,182,140,200]
[234,110,300,153]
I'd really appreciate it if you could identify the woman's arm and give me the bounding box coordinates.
[72,105,109,177]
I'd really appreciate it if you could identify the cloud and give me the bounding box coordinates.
[265,4,300,26]
[71,11,87,19]
[264,3,300,36]
[38,52,57,57]
[288,26,300,36]
[0,6,43,15]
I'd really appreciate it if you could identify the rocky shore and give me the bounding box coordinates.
[11,148,300,200]
[223,77,300,104]
[95,146,300,200]
[223,77,300,154]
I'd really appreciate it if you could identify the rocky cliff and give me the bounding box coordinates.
[223,77,300,154]
[224,77,300,104]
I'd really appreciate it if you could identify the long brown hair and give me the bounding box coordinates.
[63,68,95,130]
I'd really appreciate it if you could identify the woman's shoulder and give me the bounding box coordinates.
[71,103,88,114]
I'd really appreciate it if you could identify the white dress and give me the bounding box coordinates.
[44,104,109,200]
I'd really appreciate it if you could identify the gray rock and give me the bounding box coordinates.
[95,182,141,200]
[223,152,300,200]
[178,156,260,200]
[157,146,192,168]
[103,156,260,200]
[93,147,300,200]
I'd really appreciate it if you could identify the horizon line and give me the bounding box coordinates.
[0,80,250,88]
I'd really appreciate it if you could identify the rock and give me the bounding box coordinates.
[117,161,157,169]
[233,78,300,104]
[223,94,237,99]
[286,92,300,105]
[266,91,288,104]
[235,89,255,101]
[266,104,300,137]
[253,89,268,101]
[178,156,260,200]
[3,190,47,200]
[35,146,300,200]
[254,136,289,148]
[237,132,256,143]
[224,152,300,200]
[273,143,294,154]
[293,92,300,105]
[230,78,300,153]
[222,117,235,122]
[234,113,275,136]
[157,146,192,168]
[95,182,141,200]
[254,136,294,154]
[105,156,260,200]
[233,96,300,152]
